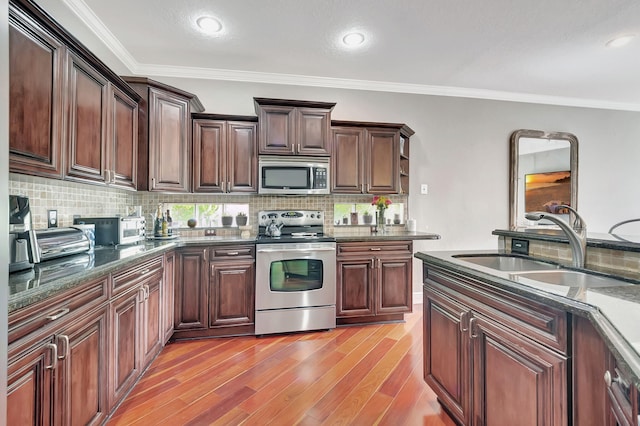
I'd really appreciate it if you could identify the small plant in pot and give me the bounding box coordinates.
[362,211,373,224]
[235,212,248,226]
[221,214,233,227]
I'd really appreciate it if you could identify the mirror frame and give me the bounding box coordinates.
[509,129,579,230]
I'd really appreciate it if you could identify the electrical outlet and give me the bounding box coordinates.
[204,229,216,236]
[47,210,58,228]
[420,184,429,195]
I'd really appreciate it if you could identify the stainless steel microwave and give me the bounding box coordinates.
[258,156,330,195]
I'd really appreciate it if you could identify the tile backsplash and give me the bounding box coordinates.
[9,174,407,235]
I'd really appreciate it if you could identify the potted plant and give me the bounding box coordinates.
[221,214,233,227]
[362,211,373,224]
[235,212,248,226]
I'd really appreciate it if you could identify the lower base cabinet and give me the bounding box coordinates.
[174,245,256,339]
[423,263,568,426]
[336,241,412,325]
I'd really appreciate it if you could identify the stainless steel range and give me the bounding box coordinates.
[255,210,336,335]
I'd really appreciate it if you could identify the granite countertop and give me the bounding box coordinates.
[493,228,640,253]
[9,231,440,314]
[415,249,640,388]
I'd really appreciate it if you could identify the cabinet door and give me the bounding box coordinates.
[148,87,190,192]
[66,52,110,184]
[376,256,412,314]
[109,287,142,409]
[175,248,208,330]
[7,338,55,425]
[9,8,65,179]
[162,251,175,344]
[336,258,375,317]
[471,315,568,426]
[209,260,255,327]
[57,305,109,426]
[423,287,471,425]
[109,84,138,190]
[366,129,399,194]
[296,107,331,156]
[258,105,296,155]
[227,121,258,192]
[141,275,163,368]
[192,119,225,193]
[331,127,366,194]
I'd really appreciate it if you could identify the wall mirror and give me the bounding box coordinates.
[509,129,579,229]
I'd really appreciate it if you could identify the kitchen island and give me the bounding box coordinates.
[416,249,640,425]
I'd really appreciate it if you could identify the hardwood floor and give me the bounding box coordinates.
[107,305,455,426]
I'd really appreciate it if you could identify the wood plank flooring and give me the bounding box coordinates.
[107,305,455,426]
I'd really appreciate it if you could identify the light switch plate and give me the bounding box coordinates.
[420,184,429,194]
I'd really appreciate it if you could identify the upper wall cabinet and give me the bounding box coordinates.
[9,3,65,179]
[192,114,258,193]
[8,0,141,189]
[254,98,336,156]
[331,121,414,195]
[124,77,204,193]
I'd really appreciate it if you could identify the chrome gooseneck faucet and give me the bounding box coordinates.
[525,205,587,268]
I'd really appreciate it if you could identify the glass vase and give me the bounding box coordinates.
[376,209,386,233]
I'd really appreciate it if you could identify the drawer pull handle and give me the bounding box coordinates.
[58,335,70,360]
[138,269,151,275]
[46,343,57,370]
[370,248,381,251]
[227,251,239,256]
[46,308,70,321]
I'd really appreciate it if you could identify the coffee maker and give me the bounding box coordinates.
[9,195,40,273]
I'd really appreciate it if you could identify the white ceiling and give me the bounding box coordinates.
[62,0,640,111]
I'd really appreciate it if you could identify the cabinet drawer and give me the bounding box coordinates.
[425,266,568,354]
[111,255,164,295]
[337,241,412,257]
[210,245,255,260]
[9,276,108,346]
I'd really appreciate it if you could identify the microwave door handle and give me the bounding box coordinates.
[310,167,315,189]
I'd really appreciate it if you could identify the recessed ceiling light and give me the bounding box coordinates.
[605,34,636,48]
[342,32,365,47]
[196,16,222,34]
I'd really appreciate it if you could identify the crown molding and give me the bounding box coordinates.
[62,0,140,72]
[65,0,640,113]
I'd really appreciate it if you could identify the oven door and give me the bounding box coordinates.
[255,242,336,310]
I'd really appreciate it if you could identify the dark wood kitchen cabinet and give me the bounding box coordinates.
[336,241,412,325]
[123,77,204,192]
[422,263,569,426]
[9,0,142,187]
[192,114,258,193]
[331,121,414,194]
[254,97,336,156]
[7,276,109,426]
[9,3,66,179]
[109,255,164,408]
[174,245,256,339]
[209,245,255,332]
[175,247,209,331]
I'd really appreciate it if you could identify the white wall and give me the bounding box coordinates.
[1,0,10,419]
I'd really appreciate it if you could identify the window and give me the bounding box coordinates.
[334,202,404,226]
[164,203,249,228]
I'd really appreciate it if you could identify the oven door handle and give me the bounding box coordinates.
[256,247,336,253]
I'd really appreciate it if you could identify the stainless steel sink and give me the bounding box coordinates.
[514,270,634,288]
[452,254,561,272]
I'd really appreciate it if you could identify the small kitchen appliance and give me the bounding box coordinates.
[35,227,92,261]
[255,210,336,335]
[9,195,40,273]
[73,216,146,246]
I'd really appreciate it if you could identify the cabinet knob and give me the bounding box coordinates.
[604,370,612,387]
